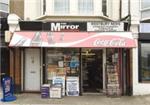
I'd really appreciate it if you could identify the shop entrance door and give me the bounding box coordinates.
[25,48,41,91]
[82,49,103,93]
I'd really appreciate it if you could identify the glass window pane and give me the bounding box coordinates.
[54,0,69,14]
[0,0,9,4]
[46,48,80,83]
[78,0,93,14]
[141,0,150,9]
[0,3,8,12]
[141,43,150,81]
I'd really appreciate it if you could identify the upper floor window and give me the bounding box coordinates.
[141,0,150,10]
[78,0,94,14]
[0,0,9,13]
[102,0,107,16]
[54,0,69,14]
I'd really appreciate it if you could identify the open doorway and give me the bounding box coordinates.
[82,48,103,93]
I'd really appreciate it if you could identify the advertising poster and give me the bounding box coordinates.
[66,76,79,96]
[52,76,65,96]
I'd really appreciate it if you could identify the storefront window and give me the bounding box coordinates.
[106,48,121,96]
[46,48,80,83]
[106,48,119,64]
[140,43,150,81]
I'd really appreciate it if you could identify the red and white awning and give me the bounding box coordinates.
[9,31,137,48]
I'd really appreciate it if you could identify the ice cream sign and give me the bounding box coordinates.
[9,32,136,48]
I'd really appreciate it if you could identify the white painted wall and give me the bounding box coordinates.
[111,0,120,20]
[24,0,42,20]
[94,0,103,16]
[70,0,78,15]
[107,0,120,20]
[130,0,140,24]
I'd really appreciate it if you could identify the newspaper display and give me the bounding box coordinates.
[66,76,79,96]
[52,76,65,96]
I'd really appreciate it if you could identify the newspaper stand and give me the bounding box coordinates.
[1,76,16,102]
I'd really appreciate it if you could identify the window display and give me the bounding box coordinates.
[140,43,150,81]
[106,49,121,96]
[46,48,80,83]
[106,63,121,96]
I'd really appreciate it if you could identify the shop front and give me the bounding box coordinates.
[9,31,136,96]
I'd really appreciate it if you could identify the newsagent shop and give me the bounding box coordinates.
[7,21,137,97]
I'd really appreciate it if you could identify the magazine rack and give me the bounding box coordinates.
[105,63,121,96]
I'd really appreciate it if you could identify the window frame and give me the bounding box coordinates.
[139,41,150,83]
[54,0,70,14]
[78,0,94,15]
[0,2,9,13]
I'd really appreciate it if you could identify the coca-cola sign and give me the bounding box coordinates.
[93,38,126,47]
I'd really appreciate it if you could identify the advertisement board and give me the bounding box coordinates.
[1,76,16,102]
[87,22,124,32]
[9,32,136,48]
[52,76,65,96]
[66,76,79,96]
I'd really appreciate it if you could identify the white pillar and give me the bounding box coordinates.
[132,40,139,95]
[130,0,140,95]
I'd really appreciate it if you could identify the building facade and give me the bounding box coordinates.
[137,0,150,95]
[5,0,143,96]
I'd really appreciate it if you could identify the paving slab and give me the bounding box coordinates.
[0,93,150,105]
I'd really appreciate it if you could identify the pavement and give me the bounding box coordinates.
[1,93,150,105]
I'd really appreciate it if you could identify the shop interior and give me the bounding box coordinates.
[81,48,103,93]
[44,48,131,96]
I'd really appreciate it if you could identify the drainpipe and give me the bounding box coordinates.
[127,0,131,31]
[119,0,122,20]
